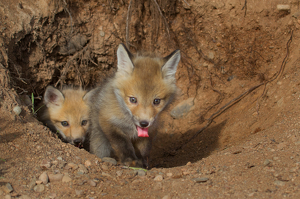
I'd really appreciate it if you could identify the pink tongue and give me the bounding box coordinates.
[137,126,149,137]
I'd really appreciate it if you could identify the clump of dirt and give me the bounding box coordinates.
[1,0,300,198]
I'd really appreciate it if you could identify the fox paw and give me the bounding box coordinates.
[124,159,144,168]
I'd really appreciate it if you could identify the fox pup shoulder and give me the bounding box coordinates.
[89,44,181,168]
[38,86,93,147]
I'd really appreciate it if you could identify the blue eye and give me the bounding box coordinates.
[153,98,161,105]
[61,121,69,127]
[129,97,137,104]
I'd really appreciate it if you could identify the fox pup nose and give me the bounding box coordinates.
[73,138,84,145]
[139,121,149,128]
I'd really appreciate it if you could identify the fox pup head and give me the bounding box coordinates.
[43,86,92,147]
[114,43,181,137]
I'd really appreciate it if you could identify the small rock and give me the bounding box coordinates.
[277,142,286,150]
[39,172,49,184]
[154,175,163,181]
[101,164,109,171]
[88,180,97,187]
[100,31,105,37]
[274,180,285,186]
[4,195,11,199]
[277,4,290,11]
[162,195,171,199]
[34,184,45,192]
[48,193,57,199]
[3,183,13,193]
[137,170,146,176]
[75,189,84,196]
[28,177,37,190]
[62,175,72,183]
[40,159,51,169]
[263,159,272,167]
[78,164,88,174]
[289,167,298,173]
[186,162,192,166]
[116,170,123,177]
[58,161,67,169]
[19,195,31,199]
[170,98,194,119]
[193,177,209,183]
[207,51,215,60]
[57,156,63,161]
[66,162,78,170]
[102,172,113,178]
[166,173,173,177]
[48,173,63,182]
[84,160,92,167]
[102,157,117,165]
[36,180,43,184]
[13,106,22,115]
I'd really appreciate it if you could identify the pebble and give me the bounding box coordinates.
[186,162,192,166]
[162,195,171,199]
[154,175,163,181]
[85,160,92,167]
[101,164,109,171]
[19,195,31,199]
[28,177,37,190]
[4,195,11,199]
[88,179,97,187]
[39,172,49,184]
[170,98,194,119]
[166,173,173,177]
[78,164,88,174]
[116,170,123,176]
[277,4,290,11]
[34,184,45,192]
[13,106,22,115]
[36,180,43,184]
[192,177,209,183]
[48,193,57,199]
[66,162,78,170]
[48,173,63,182]
[102,157,117,165]
[137,170,146,176]
[62,175,72,183]
[3,183,13,193]
[40,159,51,169]
[75,189,84,196]
[57,156,63,161]
[274,180,285,186]
[263,159,272,167]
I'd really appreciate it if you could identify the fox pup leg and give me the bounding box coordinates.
[133,138,152,168]
[107,129,144,168]
[89,123,112,159]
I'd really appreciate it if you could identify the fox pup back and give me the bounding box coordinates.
[89,44,181,168]
[38,86,93,147]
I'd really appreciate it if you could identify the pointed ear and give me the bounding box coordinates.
[162,49,181,79]
[117,43,134,75]
[44,86,65,106]
[82,88,95,102]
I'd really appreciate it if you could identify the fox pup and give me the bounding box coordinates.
[38,86,93,147]
[89,44,181,168]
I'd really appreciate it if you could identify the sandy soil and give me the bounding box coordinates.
[1,0,300,198]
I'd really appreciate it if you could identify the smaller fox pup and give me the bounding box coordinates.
[89,44,181,168]
[38,86,93,147]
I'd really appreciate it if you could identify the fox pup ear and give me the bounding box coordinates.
[44,86,65,106]
[117,43,134,75]
[162,49,181,79]
[82,88,95,102]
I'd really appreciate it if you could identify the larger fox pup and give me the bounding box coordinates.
[89,44,181,168]
[38,86,93,147]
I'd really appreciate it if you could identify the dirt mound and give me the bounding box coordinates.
[1,0,300,198]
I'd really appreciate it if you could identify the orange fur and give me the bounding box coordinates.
[38,86,93,146]
[89,44,181,168]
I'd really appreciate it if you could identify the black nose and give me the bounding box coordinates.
[139,121,149,128]
[73,138,83,145]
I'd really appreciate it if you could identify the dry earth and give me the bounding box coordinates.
[1,0,300,198]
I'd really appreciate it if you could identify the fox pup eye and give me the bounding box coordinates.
[129,97,137,104]
[61,121,69,127]
[81,120,88,126]
[153,98,161,105]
